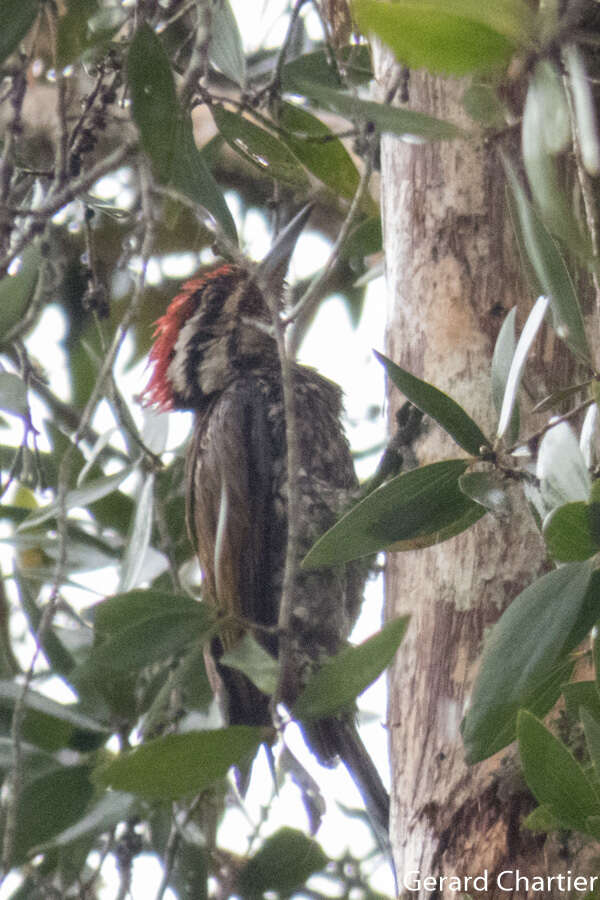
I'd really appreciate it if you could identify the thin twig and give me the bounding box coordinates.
[286,145,374,356]
[179,0,212,110]
[0,141,137,275]
[266,277,300,712]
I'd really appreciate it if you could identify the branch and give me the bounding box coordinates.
[286,147,374,356]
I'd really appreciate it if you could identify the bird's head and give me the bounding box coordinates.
[143,205,312,412]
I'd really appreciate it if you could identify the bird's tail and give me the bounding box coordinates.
[307,716,390,845]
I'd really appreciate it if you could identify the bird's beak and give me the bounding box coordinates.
[254,204,313,292]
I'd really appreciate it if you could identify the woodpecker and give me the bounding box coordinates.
[143,207,389,835]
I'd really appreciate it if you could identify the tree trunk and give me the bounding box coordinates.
[373,51,594,897]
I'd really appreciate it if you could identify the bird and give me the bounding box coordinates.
[142,206,389,836]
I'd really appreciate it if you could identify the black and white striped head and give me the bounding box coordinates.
[143,264,274,411]
[143,204,313,412]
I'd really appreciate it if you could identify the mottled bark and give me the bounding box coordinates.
[374,51,594,898]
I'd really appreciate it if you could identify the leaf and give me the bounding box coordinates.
[352,0,533,76]
[294,617,409,721]
[462,82,505,127]
[563,681,600,724]
[15,572,75,677]
[459,471,511,518]
[281,45,373,91]
[278,102,361,201]
[18,464,137,530]
[504,159,589,361]
[518,710,600,836]
[0,0,39,65]
[171,115,238,243]
[303,459,485,569]
[497,295,549,440]
[128,24,178,176]
[582,706,600,781]
[97,727,265,799]
[118,473,154,592]
[543,502,600,562]
[522,804,562,833]
[290,79,465,141]
[521,60,587,253]
[92,589,206,636]
[56,0,98,68]
[537,421,591,509]
[564,43,600,176]
[491,307,519,442]
[221,633,279,696]
[375,351,489,455]
[462,561,596,764]
[0,372,28,419]
[211,105,309,189]
[0,245,41,337]
[0,681,108,752]
[87,607,213,674]
[238,827,328,898]
[209,0,246,86]
[343,216,382,259]
[12,765,94,864]
[35,791,136,851]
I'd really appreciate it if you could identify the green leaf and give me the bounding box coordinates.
[56,0,98,68]
[343,216,382,259]
[563,681,600,724]
[0,373,28,419]
[459,471,511,518]
[0,0,39,65]
[171,115,238,243]
[290,79,465,141]
[518,710,600,835]
[281,45,373,91]
[497,295,548,440]
[0,245,41,337]
[462,82,505,127]
[88,607,213,674]
[304,459,485,569]
[92,589,206,636]
[238,827,328,898]
[12,765,94,864]
[221,633,279,696]
[211,105,310,189]
[491,307,519,441]
[96,727,265,799]
[15,572,75,677]
[128,24,178,176]
[582,706,600,780]
[0,681,108,752]
[294,617,409,721]
[543,502,600,562]
[35,791,136,851]
[375,351,488,455]
[522,803,562,833]
[353,0,532,75]
[210,0,246,86]
[278,102,361,201]
[504,159,589,361]
[18,464,137,530]
[462,561,597,764]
